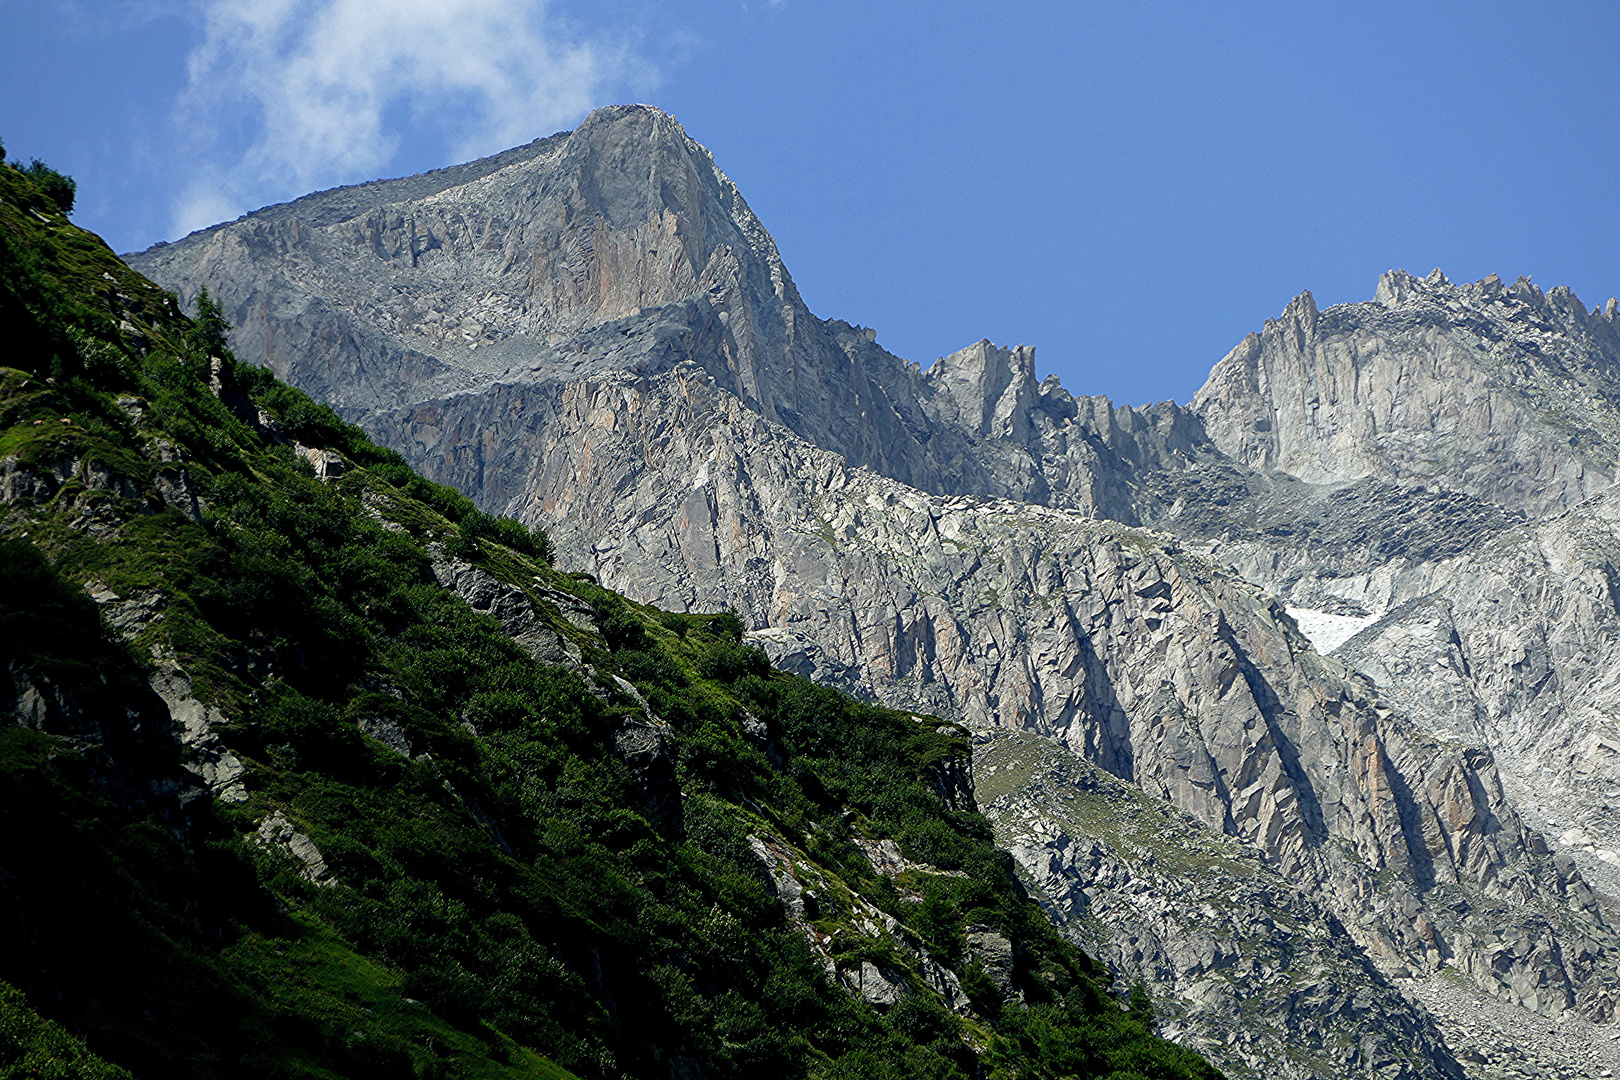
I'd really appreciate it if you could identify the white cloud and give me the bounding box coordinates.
[171,0,646,236]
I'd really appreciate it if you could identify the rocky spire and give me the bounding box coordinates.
[924,340,1039,442]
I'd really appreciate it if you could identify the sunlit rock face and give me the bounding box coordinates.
[975,730,1465,1080]
[1194,271,1620,520]
[131,103,1620,1076]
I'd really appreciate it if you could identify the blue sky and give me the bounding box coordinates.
[4,1,1616,405]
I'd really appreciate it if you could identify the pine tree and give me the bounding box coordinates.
[190,286,231,359]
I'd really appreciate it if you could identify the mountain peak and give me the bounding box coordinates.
[1370,266,1612,321]
[561,103,722,228]
[582,101,681,125]
[1374,268,1426,307]
[1195,264,1620,514]
[924,340,1039,440]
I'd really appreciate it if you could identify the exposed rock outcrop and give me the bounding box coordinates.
[748,831,973,1014]
[1337,483,1620,913]
[256,810,336,886]
[149,661,246,803]
[604,674,683,837]
[1193,272,1620,517]
[427,544,582,665]
[978,730,1465,1080]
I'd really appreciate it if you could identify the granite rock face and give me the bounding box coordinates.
[1337,485,1620,918]
[128,103,1620,1074]
[129,105,1217,524]
[491,365,1614,1025]
[1161,270,1620,621]
[977,730,1465,1080]
[1192,271,1620,520]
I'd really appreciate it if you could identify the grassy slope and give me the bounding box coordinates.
[0,159,1221,1080]
[1,976,131,1080]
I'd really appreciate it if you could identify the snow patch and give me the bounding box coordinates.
[1286,606,1378,654]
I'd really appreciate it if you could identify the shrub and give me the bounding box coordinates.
[707,609,746,642]
[19,159,76,213]
[452,506,553,564]
[0,978,133,1079]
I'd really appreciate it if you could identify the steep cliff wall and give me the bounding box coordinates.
[1192,271,1620,519]
[365,350,1617,1026]
[976,731,1463,1080]
[1339,484,1620,909]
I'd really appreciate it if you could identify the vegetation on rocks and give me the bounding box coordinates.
[0,977,131,1080]
[0,155,1219,1080]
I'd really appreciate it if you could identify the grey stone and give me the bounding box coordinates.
[357,715,411,757]
[610,710,682,835]
[739,708,769,747]
[855,839,968,882]
[965,925,1017,999]
[847,961,907,1009]
[7,665,47,729]
[427,547,580,665]
[294,442,346,479]
[748,831,975,1014]
[150,662,246,803]
[257,810,336,886]
[84,579,167,639]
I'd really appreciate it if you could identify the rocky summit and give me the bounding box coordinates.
[130,103,1620,1078]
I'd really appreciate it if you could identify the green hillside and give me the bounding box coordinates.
[0,156,1220,1080]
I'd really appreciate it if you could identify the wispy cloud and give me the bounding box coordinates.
[171,0,649,237]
